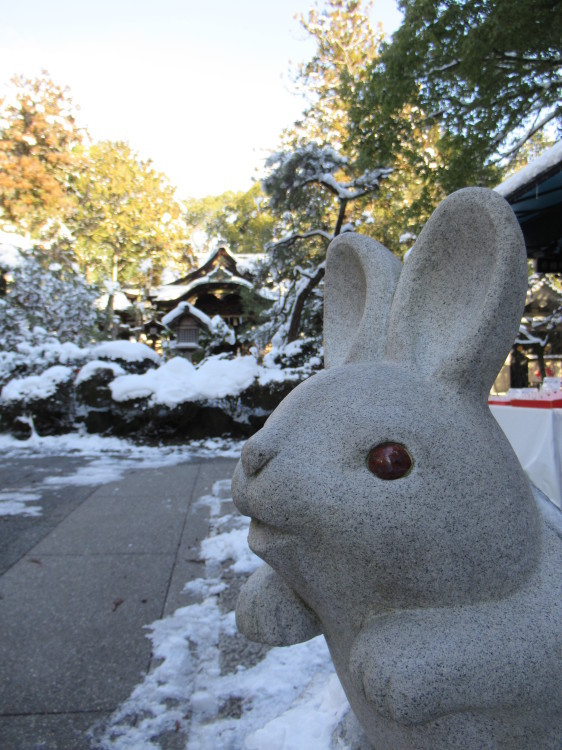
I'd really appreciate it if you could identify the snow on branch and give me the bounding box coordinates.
[266,229,334,252]
[424,59,461,77]
[491,109,562,163]
[263,144,391,208]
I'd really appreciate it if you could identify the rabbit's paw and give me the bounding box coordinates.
[349,612,455,726]
[349,604,557,726]
[236,563,322,646]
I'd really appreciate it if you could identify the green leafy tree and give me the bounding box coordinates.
[184,183,274,255]
[248,2,389,350]
[282,0,446,253]
[350,0,561,190]
[254,0,446,352]
[0,72,83,234]
[70,140,190,288]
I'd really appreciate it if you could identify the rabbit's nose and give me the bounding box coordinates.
[241,435,277,477]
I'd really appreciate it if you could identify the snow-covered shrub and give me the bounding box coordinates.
[1,365,74,403]
[89,341,161,374]
[1,250,100,348]
[0,331,90,387]
[109,354,258,406]
[0,364,77,437]
[264,337,323,374]
[198,314,237,355]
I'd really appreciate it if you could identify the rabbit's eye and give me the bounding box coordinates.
[367,442,412,480]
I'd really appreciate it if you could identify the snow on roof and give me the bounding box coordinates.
[154,272,252,303]
[495,141,562,199]
[162,301,213,329]
[162,302,236,345]
[193,247,223,267]
[234,253,266,273]
[90,341,161,364]
[153,284,191,302]
[186,272,253,292]
[160,267,181,285]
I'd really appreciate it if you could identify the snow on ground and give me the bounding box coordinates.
[91,479,350,750]
[3,431,559,747]
[0,488,42,517]
[0,431,351,746]
[0,431,243,517]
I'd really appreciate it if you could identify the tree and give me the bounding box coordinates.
[350,0,562,190]
[0,248,99,349]
[286,0,383,151]
[0,72,83,234]
[260,144,390,344]
[286,0,446,252]
[184,183,274,255]
[70,140,190,288]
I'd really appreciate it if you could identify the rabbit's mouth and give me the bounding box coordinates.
[248,517,291,557]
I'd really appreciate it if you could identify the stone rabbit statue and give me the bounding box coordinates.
[232,188,561,749]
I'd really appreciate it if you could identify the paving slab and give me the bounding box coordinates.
[0,552,173,714]
[0,711,108,750]
[0,454,239,750]
[163,459,238,616]
[32,463,201,556]
[0,456,92,489]
[0,485,98,574]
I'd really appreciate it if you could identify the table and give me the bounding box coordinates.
[490,403,562,508]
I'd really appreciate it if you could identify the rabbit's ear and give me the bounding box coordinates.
[324,233,402,368]
[384,188,527,397]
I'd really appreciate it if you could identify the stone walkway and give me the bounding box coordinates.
[0,456,238,750]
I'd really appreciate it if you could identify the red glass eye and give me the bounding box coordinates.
[367,442,412,480]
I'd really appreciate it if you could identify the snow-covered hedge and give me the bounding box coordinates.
[0,339,319,442]
[1,365,74,403]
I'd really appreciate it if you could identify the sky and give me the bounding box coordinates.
[0,1,403,200]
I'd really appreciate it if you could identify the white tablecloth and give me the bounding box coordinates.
[490,405,562,508]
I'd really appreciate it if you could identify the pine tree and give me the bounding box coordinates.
[259,144,390,344]
[255,0,444,349]
[286,0,383,151]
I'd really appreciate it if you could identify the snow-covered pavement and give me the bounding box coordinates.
[0,434,354,750]
[91,478,351,750]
